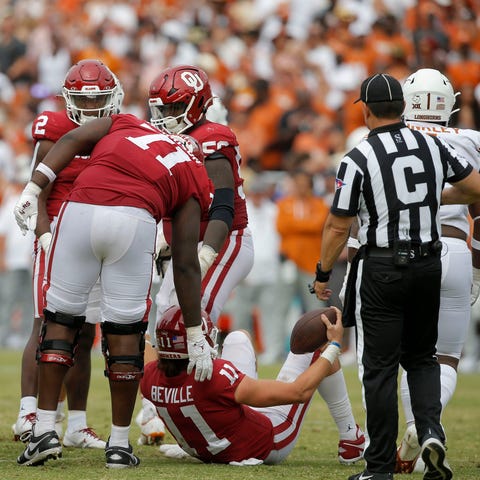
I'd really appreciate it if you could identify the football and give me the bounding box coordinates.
[290,307,337,354]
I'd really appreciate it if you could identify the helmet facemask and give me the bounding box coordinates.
[64,89,119,125]
[62,59,124,125]
[149,98,196,134]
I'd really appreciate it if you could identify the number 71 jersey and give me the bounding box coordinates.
[68,114,214,222]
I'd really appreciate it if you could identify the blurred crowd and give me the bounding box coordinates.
[1,0,480,367]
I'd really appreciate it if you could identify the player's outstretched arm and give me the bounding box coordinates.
[235,308,344,407]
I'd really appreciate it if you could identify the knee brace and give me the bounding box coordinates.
[37,309,86,367]
[101,320,147,381]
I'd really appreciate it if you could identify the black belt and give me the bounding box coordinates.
[365,241,442,261]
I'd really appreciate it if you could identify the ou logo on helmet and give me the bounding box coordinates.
[181,71,204,93]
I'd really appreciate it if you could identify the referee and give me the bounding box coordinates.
[312,73,480,480]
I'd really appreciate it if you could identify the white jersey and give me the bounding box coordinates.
[407,121,480,235]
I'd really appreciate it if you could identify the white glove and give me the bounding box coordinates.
[187,325,215,381]
[159,444,201,462]
[472,267,480,306]
[13,182,42,235]
[198,244,217,279]
[229,458,264,466]
[38,232,52,253]
[155,227,171,259]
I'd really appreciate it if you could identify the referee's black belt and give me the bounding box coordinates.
[365,241,442,261]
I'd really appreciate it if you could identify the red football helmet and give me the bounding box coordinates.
[156,306,218,360]
[62,59,124,125]
[148,65,213,134]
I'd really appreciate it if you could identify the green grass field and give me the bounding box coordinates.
[0,349,479,479]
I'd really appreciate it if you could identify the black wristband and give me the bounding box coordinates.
[315,262,332,282]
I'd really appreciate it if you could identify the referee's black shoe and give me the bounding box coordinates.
[348,470,393,480]
[420,438,453,480]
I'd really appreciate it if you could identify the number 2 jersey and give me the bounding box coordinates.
[67,114,214,222]
[140,359,274,463]
[31,109,86,220]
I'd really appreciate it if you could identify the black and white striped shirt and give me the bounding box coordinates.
[332,121,472,247]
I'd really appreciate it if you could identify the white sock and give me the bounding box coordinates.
[440,363,457,409]
[317,369,357,439]
[66,410,87,433]
[400,369,415,425]
[56,400,66,419]
[109,425,130,448]
[19,396,37,417]
[35,408,57,435]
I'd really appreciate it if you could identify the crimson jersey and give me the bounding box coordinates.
[140,359,274,463]
[68,114,213,222]
[163,120,248,243]
[31,110,88,220]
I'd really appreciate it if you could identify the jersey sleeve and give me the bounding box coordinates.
[330,155,364,216]
[436,136,474,183]
[31,111,76,142]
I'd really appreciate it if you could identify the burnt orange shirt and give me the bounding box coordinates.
[276,195,329,274]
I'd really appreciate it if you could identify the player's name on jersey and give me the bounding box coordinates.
[408,123,461,136]
[150,385,193,404]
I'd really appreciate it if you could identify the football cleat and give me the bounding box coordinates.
[421,437,452,480]
[105,440,140,468]
[63,427,106,449]
[12,412,37,443]
[395,424,421,473]
[17,429,62,466]
[135,407,166,446]
[338,424,365,464]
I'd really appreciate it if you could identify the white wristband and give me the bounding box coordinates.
[471,238,480,250]
[320,344,341,365]
[35,163,57,183]
[347,236,361,249]
[186,325,203,342]
[198,244,218,279]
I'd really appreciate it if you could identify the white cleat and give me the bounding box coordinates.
[395,424,421,474]
[63,427,106,449]
[12,413,37,443]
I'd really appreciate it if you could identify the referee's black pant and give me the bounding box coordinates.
[354,252,445,474]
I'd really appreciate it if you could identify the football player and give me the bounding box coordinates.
[149,64,253,325]
[396,68,480,473]
[13,113,214,467]
[12,59,123,449]
[141,305,345,465]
